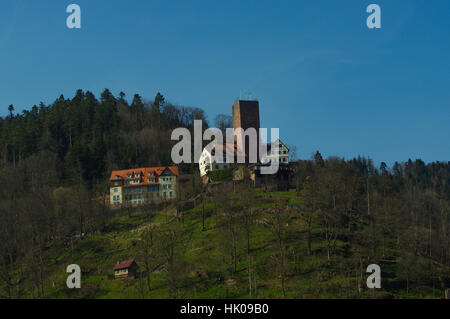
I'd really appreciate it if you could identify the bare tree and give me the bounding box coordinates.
[140,227,155,293]
[213,114,232,134]
[266,202,289,297]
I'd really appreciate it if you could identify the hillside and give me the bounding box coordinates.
[0,90,449,299]
[9,184,449,299]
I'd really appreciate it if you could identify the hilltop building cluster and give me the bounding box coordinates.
[109,99,295,207]
[198,99,293,182]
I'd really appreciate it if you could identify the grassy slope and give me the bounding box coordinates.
[21,188,445,299]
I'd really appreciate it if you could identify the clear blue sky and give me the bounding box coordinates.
[1,0,449,165]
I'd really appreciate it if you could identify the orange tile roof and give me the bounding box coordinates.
[110,166,178,186]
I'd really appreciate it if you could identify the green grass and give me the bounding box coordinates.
[8,187,447,299]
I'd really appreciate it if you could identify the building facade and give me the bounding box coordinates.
[199,143,244,177]
[113,260,138,279]
[261,139,290,164]
[110,166,178,206]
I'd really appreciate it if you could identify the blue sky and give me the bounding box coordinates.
[1,0,449,165]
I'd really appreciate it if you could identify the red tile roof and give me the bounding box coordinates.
[110,166,178,186]
[113,260,136,271]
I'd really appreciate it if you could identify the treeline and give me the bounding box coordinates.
[0,89,209,297]
[292,153,450,296]
[0,89,209,184]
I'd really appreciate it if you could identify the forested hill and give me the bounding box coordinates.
[0,89,207,184]
[0,90,449,298]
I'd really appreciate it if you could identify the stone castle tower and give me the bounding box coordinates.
[232,100,260,162]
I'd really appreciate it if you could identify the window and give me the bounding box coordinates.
[117,195,120,200]
[114,188,118,193]
[170,192,173,197]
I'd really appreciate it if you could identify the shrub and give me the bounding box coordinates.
[207,168,233,182]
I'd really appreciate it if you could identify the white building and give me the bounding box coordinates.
[199,143,244,177]
[199,139,289,177]
[261,139,290,165]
